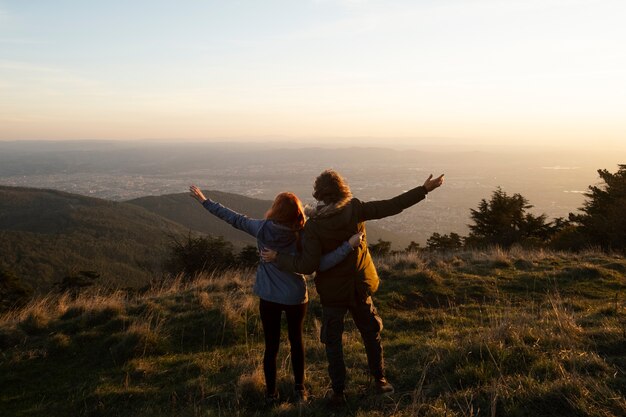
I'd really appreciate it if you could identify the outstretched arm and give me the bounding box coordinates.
[360,174,444,221]
[189,185,263,237]
[261,232,363,272]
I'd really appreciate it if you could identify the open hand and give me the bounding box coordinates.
[260,248,278,263]
[423,174,445,192]
[189,185,207,203]
[349,232,364,248]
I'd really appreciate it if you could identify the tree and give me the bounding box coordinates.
[369,238,392,257]
[405,241,421,253]
[164,233,235,278]
[426,232,463,251]
[467,188,551,248]
[569,165,626,250]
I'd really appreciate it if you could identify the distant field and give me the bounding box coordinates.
[1,248,624,416]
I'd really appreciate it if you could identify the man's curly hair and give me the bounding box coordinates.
[312,169,352,204]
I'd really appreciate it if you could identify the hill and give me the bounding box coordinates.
[1,248,624,416]
[128,190,416,249]
[0,186,189,290]
[1,186,414,294]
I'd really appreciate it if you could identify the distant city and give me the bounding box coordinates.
[0,141,617,244]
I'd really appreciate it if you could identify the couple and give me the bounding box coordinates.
[190,169,444,406]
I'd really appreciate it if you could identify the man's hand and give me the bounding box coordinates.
[423,174,445,192]
[348,232,364,248]
[260,248,278,263]
[189,185,207,203]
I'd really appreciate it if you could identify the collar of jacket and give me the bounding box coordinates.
[304,195,352,219]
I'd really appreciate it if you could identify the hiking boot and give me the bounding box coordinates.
[375,377,395,394]
[326,390,346,407]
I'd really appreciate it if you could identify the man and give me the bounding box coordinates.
[262,169,444,404]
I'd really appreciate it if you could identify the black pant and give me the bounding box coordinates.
[320,296,384,393]
[259,298,308,395]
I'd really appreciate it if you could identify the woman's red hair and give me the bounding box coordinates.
[265,192,306,231]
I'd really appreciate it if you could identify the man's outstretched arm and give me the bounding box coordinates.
[360,174,444,221]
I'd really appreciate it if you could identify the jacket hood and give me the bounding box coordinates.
[257,220,298,250]
[304,195,353,219]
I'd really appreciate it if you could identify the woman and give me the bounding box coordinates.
[189,185,362,404]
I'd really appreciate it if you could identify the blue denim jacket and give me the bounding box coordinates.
[202,199,353,305]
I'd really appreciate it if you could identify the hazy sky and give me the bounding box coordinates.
[1,0,625,150]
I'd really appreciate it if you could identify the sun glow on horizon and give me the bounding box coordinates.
[0,0,625,149]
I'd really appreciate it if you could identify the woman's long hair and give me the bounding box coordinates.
[265,192,306,250]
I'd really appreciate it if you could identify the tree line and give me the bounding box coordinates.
[371,164,626,254]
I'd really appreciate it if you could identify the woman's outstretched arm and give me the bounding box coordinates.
[190,185,263,237]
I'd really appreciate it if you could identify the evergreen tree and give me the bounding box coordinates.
[570,165,626,250]
[467,188,551,248]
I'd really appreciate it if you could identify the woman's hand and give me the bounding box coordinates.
[260,248,278,263]
[423,174,445,192]
[189,185,207,203]
[349,232,364,248]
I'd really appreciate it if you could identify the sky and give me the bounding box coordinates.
[0,0,625,150]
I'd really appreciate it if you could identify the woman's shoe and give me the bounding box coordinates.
[265,391,279,407]
[375,377,395,394]
[294,388,308,404]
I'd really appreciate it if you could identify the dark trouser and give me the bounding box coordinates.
[320,296,384,393]
[259,298,308,395]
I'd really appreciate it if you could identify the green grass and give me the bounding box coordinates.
[1,249,625,416]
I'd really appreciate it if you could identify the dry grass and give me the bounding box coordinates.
[1,250,625,417]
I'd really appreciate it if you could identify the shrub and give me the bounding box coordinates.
[0,263,33,311]
[19,309,51,334]
[426,232,463,251]
[109,321,166,363]
[53,270,100,298]
[237,245,259,268]
[369,238,392,256]
[164,233,235,279]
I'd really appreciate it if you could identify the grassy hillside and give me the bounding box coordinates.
[128,190,416,250]
[1,186,413,294]
[1,248,624,416]
[0,186,189,290]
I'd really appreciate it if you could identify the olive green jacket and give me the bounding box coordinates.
[276,185,428,306]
